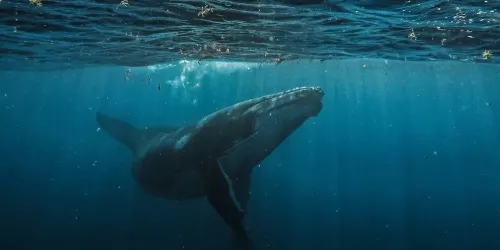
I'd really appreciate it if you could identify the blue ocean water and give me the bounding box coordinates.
[1,1,500,250]
[1,59,500,250]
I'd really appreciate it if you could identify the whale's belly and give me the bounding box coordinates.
[167,167,206,200]
[132,161,206,201]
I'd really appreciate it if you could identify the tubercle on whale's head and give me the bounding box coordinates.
[241,86,324,118]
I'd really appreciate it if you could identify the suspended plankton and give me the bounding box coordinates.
[408,29,417,40]
[197,5,214,17]
[116,0,129,10]
[29,0,43,7]
[482,50,492,60]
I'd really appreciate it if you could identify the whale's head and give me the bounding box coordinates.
[187,87,324,160]
[234,86,324,132]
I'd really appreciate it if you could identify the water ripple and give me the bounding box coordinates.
[0,0,499,69]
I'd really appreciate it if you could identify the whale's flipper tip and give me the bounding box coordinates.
[231,230,254,250]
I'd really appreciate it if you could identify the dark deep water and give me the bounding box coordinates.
[1,59,500,250]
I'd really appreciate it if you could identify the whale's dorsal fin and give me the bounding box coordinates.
[96,112,178,155]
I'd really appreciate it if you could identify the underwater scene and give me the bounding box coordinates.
[1,1,500,250]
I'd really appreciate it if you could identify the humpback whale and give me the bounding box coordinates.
[96,86,324,248]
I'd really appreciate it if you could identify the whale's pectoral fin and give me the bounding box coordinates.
[232,169,252,211]
[230,171,254,250]
[203,160,253,248]
[217,151,253,210]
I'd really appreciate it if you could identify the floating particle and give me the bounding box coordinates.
[197,5,214,17]
[29,0,43,7]
[408,30,417,40]
[116,0,129,10]
[482,50,493,60]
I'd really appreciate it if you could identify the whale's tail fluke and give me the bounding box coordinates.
[96,112,142,154]
[96,112,179,155]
